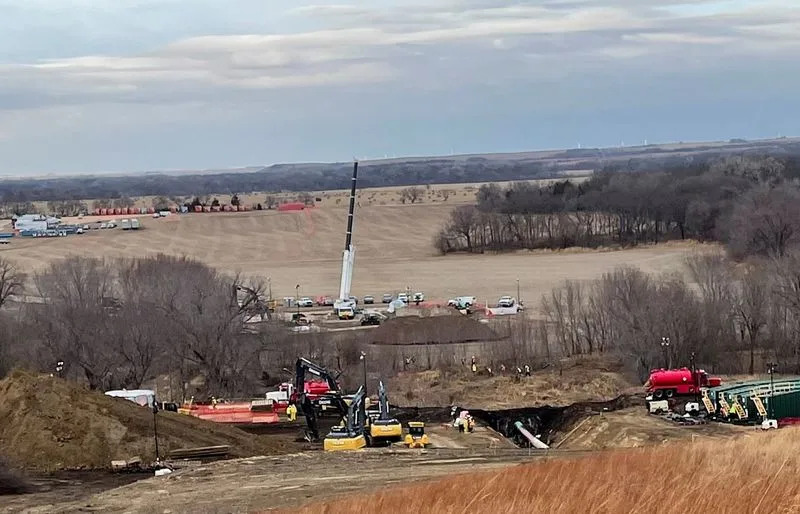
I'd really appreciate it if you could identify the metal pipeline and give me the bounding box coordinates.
[514,421,549,449]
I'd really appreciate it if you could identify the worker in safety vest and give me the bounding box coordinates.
[286,404,297,422]
[211,397,218,408]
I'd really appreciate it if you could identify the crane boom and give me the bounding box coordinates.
[335,161,358,310]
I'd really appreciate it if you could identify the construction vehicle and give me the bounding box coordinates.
[333,162,359,320]
[645,367,722,399]
[404,422,429,448]
[292,358,344,441]
[365,381,403,445]
[324,386,368,451]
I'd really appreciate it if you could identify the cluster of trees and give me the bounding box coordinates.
[437,155,800,258]
[540,253,800,379]
[0,255,270,397]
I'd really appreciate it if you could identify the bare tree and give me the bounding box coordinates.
[0,258,24,309]
[737,266,769,374]
[727,187,800,259]
[447,205,479,251]
[34,257,121,389]
[400,186,423,204]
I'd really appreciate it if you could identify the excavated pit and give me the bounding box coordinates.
[394,394,643,447]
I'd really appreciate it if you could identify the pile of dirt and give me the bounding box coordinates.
[0,371,290,471]
[369,315,501,345]
[390,360,637,409]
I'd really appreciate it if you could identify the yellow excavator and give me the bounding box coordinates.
[323,386,367,451]
[366,381,403,446]
[404,422,429,448]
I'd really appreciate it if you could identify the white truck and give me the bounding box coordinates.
[497,296,516,308]
[448,296,476,308]
[120,219,131,230]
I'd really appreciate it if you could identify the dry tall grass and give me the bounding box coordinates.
[294,429,800,514]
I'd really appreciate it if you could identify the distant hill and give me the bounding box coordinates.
[1,137,799,203]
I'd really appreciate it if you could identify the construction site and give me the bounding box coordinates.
[3,162,800,513]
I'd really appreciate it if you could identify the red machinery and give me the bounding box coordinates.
[645,367,721,399]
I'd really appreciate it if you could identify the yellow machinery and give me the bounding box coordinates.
[404,422,429,448]
[324,386,368,452]
[367,381,403,445]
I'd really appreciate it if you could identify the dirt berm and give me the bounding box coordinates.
[0,370,289,471]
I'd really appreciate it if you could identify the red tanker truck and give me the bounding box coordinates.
[645,367,722,399]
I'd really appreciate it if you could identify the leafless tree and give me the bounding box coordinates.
[0,258,24,309]
[400,186,423,204]
[34,257,121,389]
[736,266,769,374]
[447,205,479,251]
[727,187,800,259]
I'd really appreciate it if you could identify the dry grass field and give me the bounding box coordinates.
[0,195,710,302]
[0,209,706,303]
[295,427,800,514]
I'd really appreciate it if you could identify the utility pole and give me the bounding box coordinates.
[152,402,160,462]
[689,351,699,404]
[360,351,367,396]
[661,337,671,369]
[768,362,777,419]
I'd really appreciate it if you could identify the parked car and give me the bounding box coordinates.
[382,293,393,303]
[498,296,516,308]
[297,297,314,308]
[397,293,409,303]
[317,296,333,306]
[363,295,375,304]
[349,295,359,305]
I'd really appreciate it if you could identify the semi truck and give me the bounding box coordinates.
[645,367,722,399]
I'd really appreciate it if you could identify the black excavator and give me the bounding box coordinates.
[324,386,368,451]
[365,381,403,445]
[292,357,348,442]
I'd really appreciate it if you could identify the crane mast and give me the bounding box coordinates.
[335,161,358,312]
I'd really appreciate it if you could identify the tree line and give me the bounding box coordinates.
[436,155,800,259]
[3,139,799,204]
[540,253,800,380]
[0,255,271,397]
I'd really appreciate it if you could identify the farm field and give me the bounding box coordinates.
[0,201,707,303]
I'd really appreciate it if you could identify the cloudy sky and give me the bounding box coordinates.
[1,0,798,175]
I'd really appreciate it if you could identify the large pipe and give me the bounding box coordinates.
[514,421,549,449]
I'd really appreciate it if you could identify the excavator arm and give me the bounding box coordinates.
[378,380,390,420]
[294,358,342,442]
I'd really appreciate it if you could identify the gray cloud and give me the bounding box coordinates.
[0,0,798,173]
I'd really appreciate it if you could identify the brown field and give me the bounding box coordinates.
[0,198,710,302]
[295,427,800,514]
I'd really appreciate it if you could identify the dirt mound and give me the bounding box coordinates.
[390,360,637,409]
[369,315,500,345]
[0,371,289,471]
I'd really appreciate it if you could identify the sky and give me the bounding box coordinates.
[0,0,798,175]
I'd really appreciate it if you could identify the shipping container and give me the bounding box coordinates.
[194,205,203,213]
[147,207,155,214]
[169,206,177,213]
[211,206,221,212]
[203,206,211,212]
[765,390,800,420]
[100,208,108,215]
[223,205,232,212]
[93,208,101,216]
